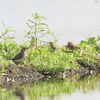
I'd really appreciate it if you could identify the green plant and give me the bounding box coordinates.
[0,22,16,45]
[76,36,100,68]
[25,13,55,49]
[0,22,20,68]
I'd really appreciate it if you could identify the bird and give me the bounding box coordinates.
[66,41,79,50]
[10,47,28,65]
[49,42,58,50]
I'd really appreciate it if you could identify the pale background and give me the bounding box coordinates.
[0,0,100,46]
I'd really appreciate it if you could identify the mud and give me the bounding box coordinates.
[0,64,44,85]
[0,64,100,87]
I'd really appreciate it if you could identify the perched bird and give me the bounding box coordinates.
[49,42,58,50]
[10,47,28,65]
[66,41,79,50]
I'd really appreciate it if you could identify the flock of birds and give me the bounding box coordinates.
[9,41,79,65]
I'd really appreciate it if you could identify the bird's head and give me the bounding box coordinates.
[21,47,28,52]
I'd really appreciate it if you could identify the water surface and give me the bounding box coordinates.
[1,74,100,100]
[0,0,100,46]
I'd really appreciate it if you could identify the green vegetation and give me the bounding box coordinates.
[0,13,100,75]
[25,13,55,49]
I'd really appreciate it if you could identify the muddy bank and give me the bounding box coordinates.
[43,67,100,79]
[0,64,100,85]
[57,67,100,79]
[0,64,44,84]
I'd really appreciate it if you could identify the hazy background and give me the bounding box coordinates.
[0,0,100,46]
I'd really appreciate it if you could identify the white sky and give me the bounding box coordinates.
[0,0,100,45]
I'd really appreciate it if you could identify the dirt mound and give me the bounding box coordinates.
[0,64,44,84]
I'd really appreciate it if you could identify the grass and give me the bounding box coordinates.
[0,35,100,75]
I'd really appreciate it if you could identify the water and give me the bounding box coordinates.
[0,0,100,46]
[1,74,100,100]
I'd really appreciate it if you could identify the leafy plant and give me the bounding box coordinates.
[0,22,18,66]
[25,13,55,49]
[0,22,16,45]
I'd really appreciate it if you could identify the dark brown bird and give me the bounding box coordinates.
[10,47,28,64]
[49,42,58,50]
[67,41,79,50]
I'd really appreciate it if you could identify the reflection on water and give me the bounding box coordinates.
[1,73,100,100]
[14,90,26,100]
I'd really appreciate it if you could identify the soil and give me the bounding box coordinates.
[0,64,44,85]
[0,64,100,88]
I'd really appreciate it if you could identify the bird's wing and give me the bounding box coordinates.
[11,53,22,60]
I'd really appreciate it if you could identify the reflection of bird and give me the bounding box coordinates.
[10,47,28,65]
[15,90,26,100]
[49,42,58,50]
